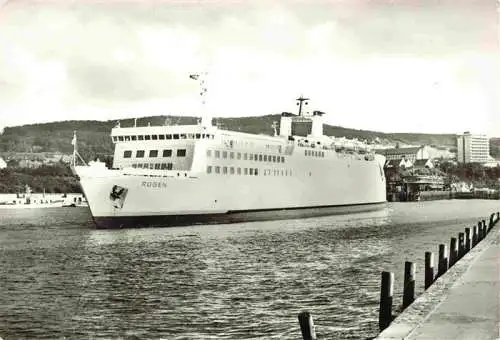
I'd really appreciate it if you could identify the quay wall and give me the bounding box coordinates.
[388,190,500,202]
[375,213,500,339]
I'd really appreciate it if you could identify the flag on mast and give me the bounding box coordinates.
[71,131,77,146]
[189,74,199,80]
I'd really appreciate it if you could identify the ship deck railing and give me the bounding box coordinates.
[121,168,198,179]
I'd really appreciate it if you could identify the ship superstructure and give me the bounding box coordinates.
[73,75,386,228]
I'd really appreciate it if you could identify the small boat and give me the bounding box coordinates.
[0,185,87,209]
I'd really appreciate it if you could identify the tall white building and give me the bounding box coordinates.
[456,132,490,163]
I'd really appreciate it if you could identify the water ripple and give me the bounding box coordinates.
[0,200,498,339]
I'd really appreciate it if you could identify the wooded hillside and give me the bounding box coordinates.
[0,114,461,162]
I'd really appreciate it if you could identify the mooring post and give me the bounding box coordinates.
[482,220,487,236]
[489,214,494,231]
[449,238,457,267]
[298,311,316,340]
[438,244,448,277]
[464,227,471,253]
[458,232,465,259]
[497,212,499,223]
[379,271,394,332]
[425,251,434,289]
[472,225,478,247]
[478,222,483,241]
[403,261,416,309]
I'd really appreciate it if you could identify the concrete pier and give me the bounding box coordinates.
[376,223,500,339]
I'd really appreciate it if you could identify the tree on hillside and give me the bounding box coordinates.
[0,115,493,160]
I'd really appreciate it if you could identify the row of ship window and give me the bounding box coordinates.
[114,133,282,154]
[124,163,293,176]
[207,166,292,176]
[130,163,174,170]
[305,150,326,157]
[123,149,186,159]
[114,133,215,142]
[207,150,285,163]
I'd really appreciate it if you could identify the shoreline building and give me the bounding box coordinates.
[456,132,490,164]
[375,146,428,164]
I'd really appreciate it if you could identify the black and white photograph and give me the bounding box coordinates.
[0,0,499,339]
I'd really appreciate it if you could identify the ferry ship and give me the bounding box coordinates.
[73,74,386,228]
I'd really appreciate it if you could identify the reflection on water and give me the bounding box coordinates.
[0,200,498,339]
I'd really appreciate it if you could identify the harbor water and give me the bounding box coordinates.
[0,200,498,339]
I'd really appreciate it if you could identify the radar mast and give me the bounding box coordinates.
[189,72,211,128]
[296,95,309,116]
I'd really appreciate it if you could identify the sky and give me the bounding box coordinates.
[0,0,498,135]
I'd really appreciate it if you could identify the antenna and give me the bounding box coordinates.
[189,72,211,128]
[296,95,309,116]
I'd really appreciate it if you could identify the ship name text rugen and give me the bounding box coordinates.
[141,181,168,189]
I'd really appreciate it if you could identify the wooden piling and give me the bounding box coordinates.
[379,271,394,332]
[425,251,434,289]
[465,227,471,253]
[449,238,457,267]
[298,311,316,340]
[438,244,448,277]
[482,220,487,236]
[403,261,416,309]
[478,222,483,241]
[458,232,465,259]
[472,225,478,247]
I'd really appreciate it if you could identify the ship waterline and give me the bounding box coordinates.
[91,203,387,229]
[73,87,386,228]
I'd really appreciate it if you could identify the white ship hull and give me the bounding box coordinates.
[75,152,386,228]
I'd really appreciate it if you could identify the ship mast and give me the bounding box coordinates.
[190,72,211,128]
[296,95,309,116]
[70,131,87,169]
